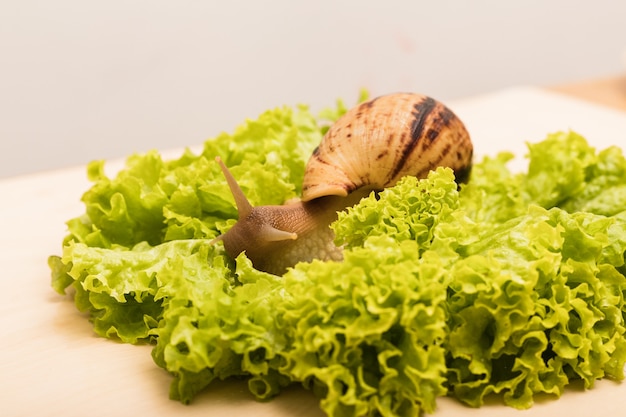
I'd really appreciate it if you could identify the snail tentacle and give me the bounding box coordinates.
[259,224,298,242]
[215,156,253,218]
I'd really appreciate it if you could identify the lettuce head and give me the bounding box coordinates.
[50,97,626,417]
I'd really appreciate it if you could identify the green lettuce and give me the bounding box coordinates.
[50,94,626,417]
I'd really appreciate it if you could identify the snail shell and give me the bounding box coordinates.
[302,93,472,201]
[214,93,473,275]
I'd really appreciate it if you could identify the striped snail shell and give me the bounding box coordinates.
[302,93,472,201]
[213,92,473,275]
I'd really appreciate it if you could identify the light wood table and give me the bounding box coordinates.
[548,74,626,112]
[3,85,626,417]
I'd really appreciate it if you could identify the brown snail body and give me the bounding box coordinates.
[214,93,473,275]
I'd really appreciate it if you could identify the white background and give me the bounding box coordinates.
[2,0,625,178]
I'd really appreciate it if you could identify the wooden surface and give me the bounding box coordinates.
[2,85,626,417]
[548,74,626,112]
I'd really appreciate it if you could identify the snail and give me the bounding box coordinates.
[212,93,473,275]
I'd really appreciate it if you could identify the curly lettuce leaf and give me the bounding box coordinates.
[445,206,626,408]
[60,104,325,251]
[152,253,288,403]
[332,167,462,252]
[460,131,626,224]
[276,237,450,417]
[51,239,229,343]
